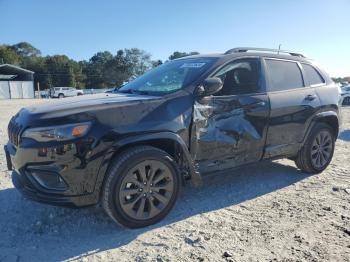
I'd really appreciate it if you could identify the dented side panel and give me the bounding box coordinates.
[191,94,270,173]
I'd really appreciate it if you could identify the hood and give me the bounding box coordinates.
[12,90,194,139]
[13,92,162,127]
[25,93,161,116]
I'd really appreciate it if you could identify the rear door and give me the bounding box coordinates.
[263,58,321,158]
[192,57,270,173]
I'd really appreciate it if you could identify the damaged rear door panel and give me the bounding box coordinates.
[190,57,270,173]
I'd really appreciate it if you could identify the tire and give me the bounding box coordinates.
[295,123,335,173]
[58,93,64,99]
[102,146,180,228]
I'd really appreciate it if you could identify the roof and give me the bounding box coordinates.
[0,64,34,74]
[0,64,34,81]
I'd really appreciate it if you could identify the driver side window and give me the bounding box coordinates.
[213,58,261,96]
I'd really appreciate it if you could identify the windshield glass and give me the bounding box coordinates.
[118,57,217,95]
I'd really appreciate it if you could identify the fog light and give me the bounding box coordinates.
[30,171,67,191]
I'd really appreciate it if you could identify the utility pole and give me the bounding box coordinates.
[37,82,41,99]
[278,44,282,54]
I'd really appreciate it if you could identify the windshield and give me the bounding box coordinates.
[118,57,217,95]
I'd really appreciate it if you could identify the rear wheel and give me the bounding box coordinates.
[102,146,180,228]
[58,93,64,99]
[295,123,335,173]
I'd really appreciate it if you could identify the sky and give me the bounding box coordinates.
[0,0,349,77]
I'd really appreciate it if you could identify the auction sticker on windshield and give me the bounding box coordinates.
[180,62,206,68]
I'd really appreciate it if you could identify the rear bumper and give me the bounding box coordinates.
[12,170,97,207]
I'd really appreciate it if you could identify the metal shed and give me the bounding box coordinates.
[0,64,34,99]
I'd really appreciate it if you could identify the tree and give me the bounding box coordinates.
[1,41,202,90]
[84,51,113,88]
[44,55,76,88]
[124,48,152,77]
[0,45,22,65]
[102,48,153,87]
[103,50,130,87]
[168,51,199,60]
[10,42,41,57]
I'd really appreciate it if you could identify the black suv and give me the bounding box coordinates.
[5,47,341,228]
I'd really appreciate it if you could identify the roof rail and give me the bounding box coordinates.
[224,47,305,58]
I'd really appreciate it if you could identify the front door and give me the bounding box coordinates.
[191,58,270,173]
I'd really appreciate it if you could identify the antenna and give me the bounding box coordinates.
[278,44,281,54]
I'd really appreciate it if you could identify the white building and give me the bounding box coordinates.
[0,64,34,99]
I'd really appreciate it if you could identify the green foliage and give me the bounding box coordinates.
[85,48,154,88]
[10,42,41,57]
[0,45,22,65]
[84,51,113,88]
[0,42,202,90]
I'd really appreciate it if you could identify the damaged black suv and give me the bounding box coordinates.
[5,47,341,228]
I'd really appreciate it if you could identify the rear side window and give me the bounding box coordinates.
[302,63,325,86]
[265,59,304,91]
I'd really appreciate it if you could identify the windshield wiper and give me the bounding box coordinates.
[118,89,150,95]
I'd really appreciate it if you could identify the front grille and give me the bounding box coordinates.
[8,119,22,146]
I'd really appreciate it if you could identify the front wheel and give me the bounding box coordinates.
[58,93,64,99]
[295,123,335,173]
[102,146,180,228]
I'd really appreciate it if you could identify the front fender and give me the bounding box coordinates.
[93,132,202,199]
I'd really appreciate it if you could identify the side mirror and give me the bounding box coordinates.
[197,77,223,97]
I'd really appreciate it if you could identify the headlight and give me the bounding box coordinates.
[22,122,91,142]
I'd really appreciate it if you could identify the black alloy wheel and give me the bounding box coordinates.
[118,160,175,220]
[102,146,180,228]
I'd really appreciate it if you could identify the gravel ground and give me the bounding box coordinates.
[0,99,349,262]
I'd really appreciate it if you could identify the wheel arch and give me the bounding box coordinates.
[303,111,339,144]
[94,132,201,202]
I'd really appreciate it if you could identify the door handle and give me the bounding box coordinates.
[305,94,317,101]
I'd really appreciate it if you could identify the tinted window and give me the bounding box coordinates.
[266,59,304,91]
[213,58,260,96]
[302,63,324,86]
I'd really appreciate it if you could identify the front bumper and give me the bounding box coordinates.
[11,170,96,207]
[4,140,104,207]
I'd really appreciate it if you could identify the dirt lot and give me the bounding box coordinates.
[0,99,349,262]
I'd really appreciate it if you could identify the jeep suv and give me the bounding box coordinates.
[5,47,341,228]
